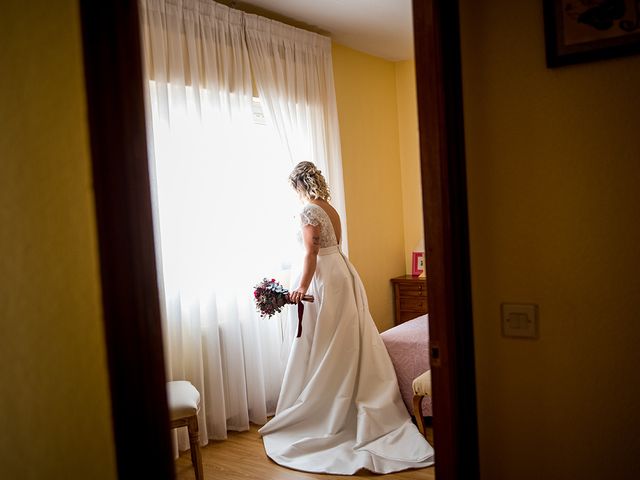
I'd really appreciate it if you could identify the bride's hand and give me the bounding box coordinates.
[289,287,307,304]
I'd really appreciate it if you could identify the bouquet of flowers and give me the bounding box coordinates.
[253,278,314,338]
[253,278,314,318]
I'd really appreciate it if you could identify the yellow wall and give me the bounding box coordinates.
[332,45,424,329]
[332,43,405,331]
[0,1,117,478]
[395,60,424,274]
[460,1,640,479]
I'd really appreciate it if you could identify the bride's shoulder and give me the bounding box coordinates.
[300,203,323,226]
[302,203,321,212]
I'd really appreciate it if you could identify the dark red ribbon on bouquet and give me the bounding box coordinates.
[292,294,314,338]
[297,302,304,338]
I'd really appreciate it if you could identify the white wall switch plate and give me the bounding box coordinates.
[501,303,538,339]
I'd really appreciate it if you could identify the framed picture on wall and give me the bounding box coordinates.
[543,0,640,67]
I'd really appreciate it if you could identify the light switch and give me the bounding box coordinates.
[501,303,538,339]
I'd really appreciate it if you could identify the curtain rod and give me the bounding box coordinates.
[218,0,330,37]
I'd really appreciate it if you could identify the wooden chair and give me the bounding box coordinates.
[167,381,204,480]
[411,370,432,437]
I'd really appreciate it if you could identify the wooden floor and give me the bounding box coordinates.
[175,423,435,480]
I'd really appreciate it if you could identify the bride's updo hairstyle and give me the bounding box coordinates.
[289,161,331,201]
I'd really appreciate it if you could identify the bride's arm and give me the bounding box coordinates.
[290,224,320,303]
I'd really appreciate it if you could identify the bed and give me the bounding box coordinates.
[380,314,432,417]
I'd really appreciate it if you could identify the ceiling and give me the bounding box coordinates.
[230,0,414,61]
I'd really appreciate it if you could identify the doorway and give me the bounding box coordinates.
[79,1,478,479]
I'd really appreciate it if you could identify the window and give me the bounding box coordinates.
[147,81,300,323]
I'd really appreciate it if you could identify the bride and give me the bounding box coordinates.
[259,162,435,474]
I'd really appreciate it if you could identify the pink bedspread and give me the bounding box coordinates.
[380,314,432,417]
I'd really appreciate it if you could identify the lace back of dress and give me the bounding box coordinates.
[300,204,338,248]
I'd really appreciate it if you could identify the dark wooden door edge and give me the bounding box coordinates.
[413,1,480,479]
[79,1,174,478]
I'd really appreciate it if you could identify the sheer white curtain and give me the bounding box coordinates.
[245,15,349,252]
[138,0,346,446]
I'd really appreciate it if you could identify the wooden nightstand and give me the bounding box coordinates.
[390,275,428,326]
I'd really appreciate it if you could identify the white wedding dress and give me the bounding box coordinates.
[259,203,435,474]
